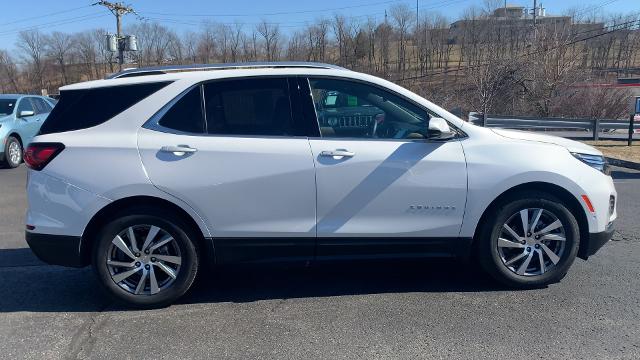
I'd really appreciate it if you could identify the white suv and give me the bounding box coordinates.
[24,62,616,307]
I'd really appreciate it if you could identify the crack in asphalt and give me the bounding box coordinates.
[65,302,111,360]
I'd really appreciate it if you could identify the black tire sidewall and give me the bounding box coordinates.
[480,194,580,287]
[3,136,22,168]
[92,211,199,308]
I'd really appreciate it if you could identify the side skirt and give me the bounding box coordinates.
[210,237,473,264]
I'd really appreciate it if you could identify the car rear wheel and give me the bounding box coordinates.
[92,209,199,308]
[478,192,580,287]
[1,136,22,168]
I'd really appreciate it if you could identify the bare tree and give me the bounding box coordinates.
[73,32,98,80]
[183,31,198,64]
[17,30,47,91]
[198,21,216,63]
[0,50,20,93]
[46,32,74,85]
[229,22,244,62]
[332,15,348,66]
[256,20,280,61]
[375,19,393,76]
[390,4,415,79]
[469,59,525,123]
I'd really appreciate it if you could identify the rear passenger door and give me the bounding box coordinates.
[137,77,318,263]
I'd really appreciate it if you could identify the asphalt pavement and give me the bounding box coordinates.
[1,164,639,359]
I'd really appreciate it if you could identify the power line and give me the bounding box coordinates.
[399,19,640,81]
[138,0,470,28]
[0,5,93,28]
[138,0,407,18]
[0,13,107,37]
[141,11,387,27]
[572,0,622,18]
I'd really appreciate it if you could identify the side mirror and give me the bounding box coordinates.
[427,117,455,140]
[19,110,35,118]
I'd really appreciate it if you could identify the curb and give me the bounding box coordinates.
[606,157,640,171]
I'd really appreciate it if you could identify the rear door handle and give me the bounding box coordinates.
[160,145,198,155]
[320,150,355,158]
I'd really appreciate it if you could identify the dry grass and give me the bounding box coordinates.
[584,140,640,163]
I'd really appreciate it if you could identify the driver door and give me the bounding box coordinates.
[16,98,39,144]
[303,77,468,257]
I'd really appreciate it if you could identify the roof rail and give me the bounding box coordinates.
[106,62,348,79]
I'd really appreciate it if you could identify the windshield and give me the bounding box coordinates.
[0,99,16,116]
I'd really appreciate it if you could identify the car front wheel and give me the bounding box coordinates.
[92,209,199,308]
[2,136,22,168]
[478,192,580,288]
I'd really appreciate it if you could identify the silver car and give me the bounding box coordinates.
[0,94,57,168]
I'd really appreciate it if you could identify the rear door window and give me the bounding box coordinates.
[31,98,52,114]
[34,98,53,113]
[157,86,205,134]
[203,78,299,136]
[39,81,170,135]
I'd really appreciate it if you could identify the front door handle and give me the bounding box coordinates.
[160,145,198,155]
[320,149,355,158]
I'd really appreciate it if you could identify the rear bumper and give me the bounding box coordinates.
[25,232,87,267]
[578,222,615,260]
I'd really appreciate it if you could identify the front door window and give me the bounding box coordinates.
[309,78,430,140]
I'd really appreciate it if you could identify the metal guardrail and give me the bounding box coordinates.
[468,112,639,142]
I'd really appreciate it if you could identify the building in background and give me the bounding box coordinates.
[448,4,604,44]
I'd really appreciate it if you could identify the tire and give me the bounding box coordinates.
[1,136,22,168]
[477,191,580,288]
[92,207,200,308]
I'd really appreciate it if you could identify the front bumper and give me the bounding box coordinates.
[578,222,615,260]
[25,232,87,267]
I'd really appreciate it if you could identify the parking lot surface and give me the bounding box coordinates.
[1,165,639,359]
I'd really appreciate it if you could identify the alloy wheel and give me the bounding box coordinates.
[497,208,566,276]
[106,224,182,295]
[8,141,21,166]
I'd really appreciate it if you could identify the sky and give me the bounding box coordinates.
[0,0,638,49]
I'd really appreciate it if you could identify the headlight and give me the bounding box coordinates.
[571,152,609,174]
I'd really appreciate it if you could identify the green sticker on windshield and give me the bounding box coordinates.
[347,95,358,107]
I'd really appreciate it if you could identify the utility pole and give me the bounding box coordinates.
[94,1,136,71]
[531,0,538,44]
[416,0,420,53]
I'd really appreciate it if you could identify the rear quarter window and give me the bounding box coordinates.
[39,81,171,135]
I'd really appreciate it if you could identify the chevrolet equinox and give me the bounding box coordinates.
[24,62,617,308]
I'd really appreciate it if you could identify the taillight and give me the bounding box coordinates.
[24,143,65,171]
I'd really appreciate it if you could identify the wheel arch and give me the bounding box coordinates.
[80,195,214,266]
[8,132,23,147]
[471,181,589,258]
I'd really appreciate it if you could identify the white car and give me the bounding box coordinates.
[24,62,616,308]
